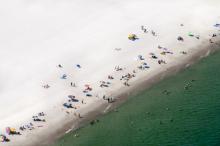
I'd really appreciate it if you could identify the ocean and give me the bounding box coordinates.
[51,49,220,146]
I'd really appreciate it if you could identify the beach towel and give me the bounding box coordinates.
[214,24,220,27]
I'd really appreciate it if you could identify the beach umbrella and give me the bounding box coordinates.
[188,32,194,37]
[128,34,137,40]
[10,128,16,133]
[5,127,10,135]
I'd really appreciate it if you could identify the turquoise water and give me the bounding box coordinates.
[51,50,220,146]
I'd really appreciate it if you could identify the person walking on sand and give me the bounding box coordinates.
[82,99,86,104]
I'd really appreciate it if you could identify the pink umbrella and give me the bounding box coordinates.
[85,84,90,87]
[5,127,10,135]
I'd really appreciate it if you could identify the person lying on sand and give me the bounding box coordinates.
[108,75,114,80]
[38,112,45,116]
[71,82,76,87]
[151,30,157,36]
[63,103,73,108]
[180,51,187,55]
[177,36,184,41]
[209,39,214,43]
[61,74,67,79]
[141,25,148,33]
[58,64,63,68]
[115,66,123,71]
[33,117,46,122]
[158,60,166,64]
[123,81,130,87]
[42,84,50,89]
[115,48,122,51]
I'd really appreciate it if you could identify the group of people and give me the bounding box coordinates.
[2,22,220,144]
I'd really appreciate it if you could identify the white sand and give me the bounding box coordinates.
[0,0,220,145]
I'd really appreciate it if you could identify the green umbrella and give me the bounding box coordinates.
[188,32,194,37]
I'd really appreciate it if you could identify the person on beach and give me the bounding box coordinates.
[42,84,50,89]
[209,39,214,43]
[58,64,63,68]
[144,29,148,33]
[177,36,184,41]
[212,33,217,37]
[181,51,187,55]
[61,74,67,79]
[151,30,156,36]
[195,35,200,39]
[71,82,76,87]
[82,100,86,104]
[115,48,122,51]
[108,75,114,80]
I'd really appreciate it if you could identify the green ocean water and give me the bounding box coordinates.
[51,50,220,146]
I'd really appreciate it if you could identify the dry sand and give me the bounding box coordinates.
[0,0,220,145]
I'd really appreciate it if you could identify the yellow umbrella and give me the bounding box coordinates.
[10,128,16,132]
[128,34,136,40]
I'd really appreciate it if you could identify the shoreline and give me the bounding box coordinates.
[1,1,220,146]
[2,26,220,146]
[45,41,220,146]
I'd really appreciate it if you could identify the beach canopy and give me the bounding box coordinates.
[214,24,220,27]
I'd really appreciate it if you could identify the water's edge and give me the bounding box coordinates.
[45,41,220,146]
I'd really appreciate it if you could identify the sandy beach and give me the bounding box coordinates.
[0,0,220,145]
